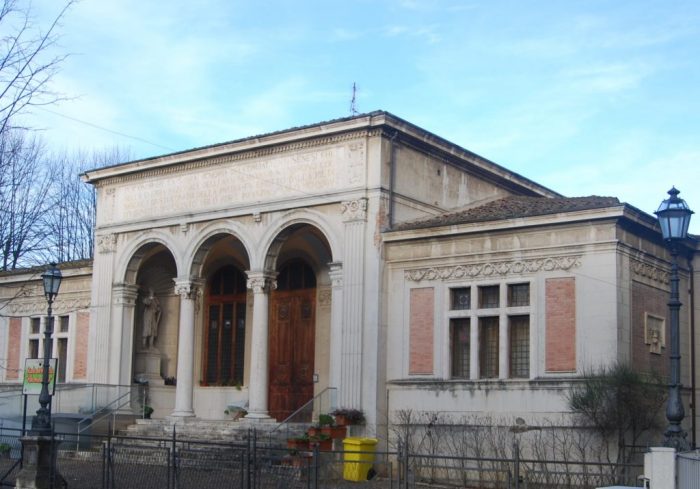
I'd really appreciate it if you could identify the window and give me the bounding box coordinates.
[447,281,531,380]
[451,288,471,310]
[29,339,39,359]
[59,316,69,333]
[57,338,68,383]
[508,283,530,307]
[479,286,499,308]
[509,316,529,378]
[203,265,247,386]
[31,318,40,335]
[450,319,470,378]
[479,317,499,378]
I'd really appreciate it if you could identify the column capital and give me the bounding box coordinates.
[113,283,139,306]
[246,271,277,294]
[341,198,368,222]
[173,278,202,300]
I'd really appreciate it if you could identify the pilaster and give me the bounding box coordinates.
[112,283,139,385]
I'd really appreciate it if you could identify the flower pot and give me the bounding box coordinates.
[321,425,347,439]
[287,438,310,451]
[311,438,333,451]
[307,426,322,437]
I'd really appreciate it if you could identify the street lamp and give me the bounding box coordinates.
[655,187,693,450]
[31,263,62,434]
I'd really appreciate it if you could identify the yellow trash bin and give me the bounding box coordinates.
[343,437,378,481]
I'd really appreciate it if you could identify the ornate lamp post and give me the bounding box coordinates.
[655,187,693,450]
[31,263,62,434]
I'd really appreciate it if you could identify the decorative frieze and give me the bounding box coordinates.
[96,234,117,254]
[4,298,90,315]
[405,255,582,282]
[631,259,669,285]
[341,198,368,222]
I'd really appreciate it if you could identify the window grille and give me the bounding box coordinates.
[479,317,499,378]
[450,319,470,378]
[508,283,530,307]
[509,316,529,378]
[479,286,499,308]
[451,288,471,310]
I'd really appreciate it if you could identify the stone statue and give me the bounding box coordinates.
[142,288,161,350]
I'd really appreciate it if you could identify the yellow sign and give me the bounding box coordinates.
[22,359,57,395]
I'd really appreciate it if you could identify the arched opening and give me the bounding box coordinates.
[203,265,247,386]
[269,259,317,420]
[130,244,178,385]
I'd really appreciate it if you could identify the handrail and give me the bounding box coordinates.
[269,386,338,437]
[76,387,138,435]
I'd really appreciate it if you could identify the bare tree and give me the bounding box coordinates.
[44,146,132,263]
[0,0,73,136]
[0,130,51,270]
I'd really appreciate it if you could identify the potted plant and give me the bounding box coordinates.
[310,433,332,451]
[287,434,310,451]
[307,413,334,437]
[318,413,347,439]
[331,408,365,426]
[143,405,154,419]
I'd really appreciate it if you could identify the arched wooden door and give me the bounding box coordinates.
[268,261,316,421]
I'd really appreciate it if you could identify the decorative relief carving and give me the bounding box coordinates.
[644,313,665,355]
[180,222,189,234]
[246,275,277,294]
[96,234,117,254]
[405,255,582,282]
[317,288,332,307]
[341,198,368,222]
[174,280,201,301]
[632,259,669,285]
[5,298,90,315]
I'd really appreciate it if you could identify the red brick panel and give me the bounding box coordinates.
[631,281,668,376]
[73,311,90,380]
[409,287,434,375]
[6,317,21,381]
[545,278,576,372]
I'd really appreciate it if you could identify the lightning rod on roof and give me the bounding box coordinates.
[350,82,359,116]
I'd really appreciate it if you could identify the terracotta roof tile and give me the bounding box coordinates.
[394,196,621,231]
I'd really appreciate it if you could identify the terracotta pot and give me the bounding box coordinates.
[287,438,310,451]
[307,426,322,437]
[311,438,333,451]
[321,426,346,439]
[334,414,350,427]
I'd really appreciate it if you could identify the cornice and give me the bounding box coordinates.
[94,129,379,187]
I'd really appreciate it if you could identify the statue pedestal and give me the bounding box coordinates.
[16,435,65,489]
[134,349,164,385]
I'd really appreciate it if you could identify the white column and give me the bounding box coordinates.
[328,262,344,391]
[339,199,367,408]
[245,271,276,419]
[89,233,118,383]
[112,284,139,385]
[171,279,199,418]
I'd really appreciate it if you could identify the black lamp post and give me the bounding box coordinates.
[655,187,693,450]
[31,263,62,435]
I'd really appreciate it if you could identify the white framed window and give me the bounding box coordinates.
[447,281,531,380]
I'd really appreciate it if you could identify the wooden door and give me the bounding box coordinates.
[268,289,315,421]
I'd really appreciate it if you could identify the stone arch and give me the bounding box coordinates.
[117,231,182,285]
[184,221,254,279]
[257,209,341,272]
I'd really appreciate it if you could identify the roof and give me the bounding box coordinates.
[394,196,622,231]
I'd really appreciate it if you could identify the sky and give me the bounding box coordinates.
[21,0,700,233]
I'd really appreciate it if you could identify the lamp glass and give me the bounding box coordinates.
[42,264,62,300]
[655,187,693,241]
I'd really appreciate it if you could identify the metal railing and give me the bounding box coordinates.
[269,387,338,441]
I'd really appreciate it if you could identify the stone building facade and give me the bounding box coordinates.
[0,112,698,443]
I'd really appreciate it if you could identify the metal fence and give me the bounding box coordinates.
[678,450,700,489]
[0,427,644,489]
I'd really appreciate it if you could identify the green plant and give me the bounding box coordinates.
[318,414,334,426]
[143,405,154,419]
[331,408,365,425]
[0,443,10,454]
[567,362,666,465]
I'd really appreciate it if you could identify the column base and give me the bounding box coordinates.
[16,435,66,489]
[243,411,273,422]
[169,410,196,418]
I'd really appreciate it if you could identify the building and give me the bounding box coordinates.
[1,112,698,443]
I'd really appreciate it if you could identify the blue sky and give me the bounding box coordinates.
[26,0,700,232]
